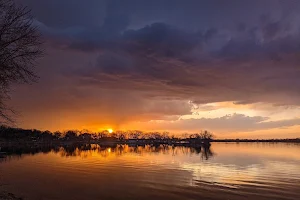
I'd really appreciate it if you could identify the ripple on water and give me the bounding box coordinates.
[0,143,300,200]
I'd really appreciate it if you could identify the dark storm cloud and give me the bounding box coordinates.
[19,0,284,27]
[36,14,300,107]
[17,0,107,27]
[46,13,300,107]
[10,0,300,132]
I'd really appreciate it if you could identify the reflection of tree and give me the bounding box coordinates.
[0,144,215,161]
[201,146,214,160]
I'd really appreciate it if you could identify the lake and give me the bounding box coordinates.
[0,143,300,200]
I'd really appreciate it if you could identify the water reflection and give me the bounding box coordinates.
[1,143,300,200]
[0,144,214,161]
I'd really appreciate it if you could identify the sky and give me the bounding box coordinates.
[9,0,300,138]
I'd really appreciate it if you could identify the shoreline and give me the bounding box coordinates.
[212,139,300,143]
[0,192,22,200]
[0,139,299,147]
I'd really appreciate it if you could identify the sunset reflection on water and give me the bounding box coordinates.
[0,143,299,200]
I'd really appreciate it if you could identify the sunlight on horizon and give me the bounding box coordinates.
[108,129,113,134]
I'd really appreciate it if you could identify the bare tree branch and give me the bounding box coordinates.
[0,0,43,123]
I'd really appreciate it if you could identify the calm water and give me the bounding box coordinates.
[0,143,300,200]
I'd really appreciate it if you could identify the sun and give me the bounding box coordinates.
[108,129,113,133]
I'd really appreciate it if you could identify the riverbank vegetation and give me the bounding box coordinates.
[1,126,299,145]
[0,126,214,145]
[213,138,300,143]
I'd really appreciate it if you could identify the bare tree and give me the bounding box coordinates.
[199,130,214,141]
[0,0,43,122]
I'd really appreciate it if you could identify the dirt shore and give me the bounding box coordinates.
[0,192,22,200]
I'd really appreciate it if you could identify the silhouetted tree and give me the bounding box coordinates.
[98,131,109,139]
[0,0,43,122]
[64,130,78,141]
[40,130,54,141]
[79,132,92,142]
[131,130,143,139]
[161,132,170,140]
[199,130,214,142]
[115,131,127,141]
[53,131,62,140]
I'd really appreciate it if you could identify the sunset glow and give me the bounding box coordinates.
[2,1,300,200]
[108,129,113,134]
[5,0,300,139]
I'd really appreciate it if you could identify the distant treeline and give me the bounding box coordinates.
[1,126,298,144]
[213,139,300,143]
[0,126,213,144]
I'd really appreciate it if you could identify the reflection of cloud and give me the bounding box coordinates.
[181,162,260,187]
[180,143,300,187]
[213,143,300,162]
[3,143,300,191]
[264,161,300,176]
